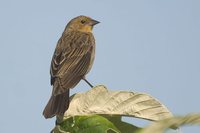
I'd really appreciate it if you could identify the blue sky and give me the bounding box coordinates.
[0,0,199,132]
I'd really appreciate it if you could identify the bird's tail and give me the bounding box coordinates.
[43,89,69,119]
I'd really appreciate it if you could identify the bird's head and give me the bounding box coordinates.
[66,16,100,33]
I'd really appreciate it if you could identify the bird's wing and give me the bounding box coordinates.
[50,32,94,95]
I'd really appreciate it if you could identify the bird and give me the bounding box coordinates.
[43,15,99,119]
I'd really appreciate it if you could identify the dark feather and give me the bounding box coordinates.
[50,31,95,95]
[43,89,69,118]
[43,31,95,118]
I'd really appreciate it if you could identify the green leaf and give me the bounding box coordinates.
[104,116,142,133]
[54,115,120,133]
[139,113,200,133]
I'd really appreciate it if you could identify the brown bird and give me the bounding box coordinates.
[43,16,99,118]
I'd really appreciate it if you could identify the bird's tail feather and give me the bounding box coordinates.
[43,89,69,119]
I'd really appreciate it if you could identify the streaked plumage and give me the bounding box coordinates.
[43,16,99,118]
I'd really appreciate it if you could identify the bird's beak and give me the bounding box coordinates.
[89,19,100,26]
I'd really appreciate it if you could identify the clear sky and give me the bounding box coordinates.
[0,0,199,132]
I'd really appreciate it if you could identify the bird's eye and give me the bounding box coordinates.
[81,20,86,24]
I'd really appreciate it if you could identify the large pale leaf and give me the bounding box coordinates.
[59,85,172,122]
[140,113,200,133]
